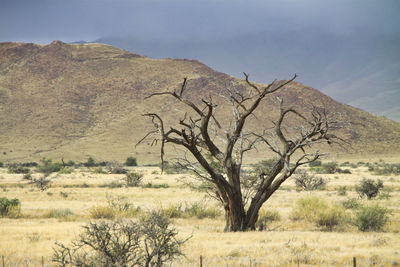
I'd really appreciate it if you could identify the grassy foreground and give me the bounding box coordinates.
[0,164,399,266]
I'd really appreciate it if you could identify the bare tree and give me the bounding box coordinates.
[139,74,339,231]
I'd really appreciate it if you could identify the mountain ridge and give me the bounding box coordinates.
[1,41,399,163]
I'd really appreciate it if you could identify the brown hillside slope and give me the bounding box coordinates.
[1,41,399,163]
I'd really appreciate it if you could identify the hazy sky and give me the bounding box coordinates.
[1,0,399,43]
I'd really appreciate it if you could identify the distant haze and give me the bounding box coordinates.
[1,0,399,121]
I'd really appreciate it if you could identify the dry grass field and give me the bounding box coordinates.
[0,162,399,266]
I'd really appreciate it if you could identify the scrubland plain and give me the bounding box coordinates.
[0,163,399,266]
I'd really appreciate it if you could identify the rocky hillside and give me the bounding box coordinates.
[1,41,399,163]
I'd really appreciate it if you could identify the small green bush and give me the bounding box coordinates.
[184,202,221,219]
[315,204,348,231]
[7,163,30,174]
[256,209,281,230]
[291,196,348,230]
[321,162,338,174]
[125,157,138,166]
[92,166,107,174]
[84,156,96,167]
[309,160,322,167]
[0,162,3,168]
[341,198,361,210]
[58,167,74,174]
[355,178,384,199]
[163,204,185,218]
[125,171,143,187]
[337,186,347,196]
[291,196,327,222]
[37,158,62,174]
[0,197,21,217]
[354,204,390,232]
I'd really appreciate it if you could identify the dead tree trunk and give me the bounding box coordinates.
[139,74,339,232]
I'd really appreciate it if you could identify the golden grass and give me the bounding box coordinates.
[0,166,399,266]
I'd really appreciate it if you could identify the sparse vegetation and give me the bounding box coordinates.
[368,162,400,175]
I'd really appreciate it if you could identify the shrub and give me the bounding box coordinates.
[341,198,361,210]
[184,202,221,219]
[337,168,351,174]
[163,204,185,218]
[0,197,21,217]
[143,182,169,189]
[294,170,327,191]
[59,191,68,198]
[315,204,348,231]
[92,166,107,174]
[125,171,143,187]
[321,162,338,174]
[309,160,322,167]
[106,161,127,174]
[291,196,348,230]
[53,211,187,267]
[23,173,32,180]
[256,209,281,230]
[354,204,390,232]
[291,196,327,222]
[84,156,96,167]
[36,158,62,174]
[99,181,124,188]
[125,157,137,166]
[58,167,74,174]
[30,176,51,191]
[355,178,384,199]
[7,163,30,174]
[337,186,347,196]
[371,163,400,176]
[47,208,74,220]
[66,160,76,167]
[162,161,188,174]
[89,205,116,219]
[0,162,3,168]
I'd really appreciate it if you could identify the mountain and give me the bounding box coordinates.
[95,30,400,122]
[1,41,400,163]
